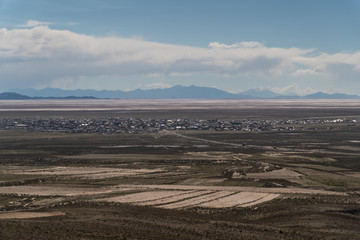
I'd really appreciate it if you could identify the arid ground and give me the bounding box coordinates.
[0,99,359,240]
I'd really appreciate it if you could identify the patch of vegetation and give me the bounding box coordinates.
[306,176,358,189]
[216,178,264,187]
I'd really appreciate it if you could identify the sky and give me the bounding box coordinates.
[0,0,360,95]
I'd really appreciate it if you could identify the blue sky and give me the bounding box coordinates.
[0,0,360,95]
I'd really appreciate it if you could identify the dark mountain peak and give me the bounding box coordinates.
[239,88,280,98]
[0,92,31,99]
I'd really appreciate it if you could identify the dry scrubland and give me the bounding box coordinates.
[0,99,359,239]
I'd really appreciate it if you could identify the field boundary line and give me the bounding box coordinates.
[156,190,216,209]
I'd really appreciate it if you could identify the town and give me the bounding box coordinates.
[0,117,357,134]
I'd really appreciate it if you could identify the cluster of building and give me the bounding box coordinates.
[0,117,357,134]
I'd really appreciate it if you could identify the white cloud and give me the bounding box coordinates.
[271,84,317,96]
[137,82,172,90]
[0,25,360,91]
[294,51,360,79]
[291,68,322,76]
[18,20,53,28]
[209,41,264,49]
[271,84,355,96]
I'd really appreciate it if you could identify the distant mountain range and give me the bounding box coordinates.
[2,85,359,99]
[0,92,96,100]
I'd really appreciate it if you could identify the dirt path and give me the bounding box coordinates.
[164,131,278,151]
[0,211,65,219]
[112,184,347,195]
[0,185,113,196]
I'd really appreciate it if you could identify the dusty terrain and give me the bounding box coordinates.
[0,99,359,239]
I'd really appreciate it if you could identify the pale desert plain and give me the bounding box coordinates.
[0,99,359,240]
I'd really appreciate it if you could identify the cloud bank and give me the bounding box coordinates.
[0,25,359,92]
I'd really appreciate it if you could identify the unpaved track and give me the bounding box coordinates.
[164,131,276,151]
[0,212,65,219]
[5,166,165,179]
[98,190,190,203]
[113,184,347,195]
[0,185,113,196]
